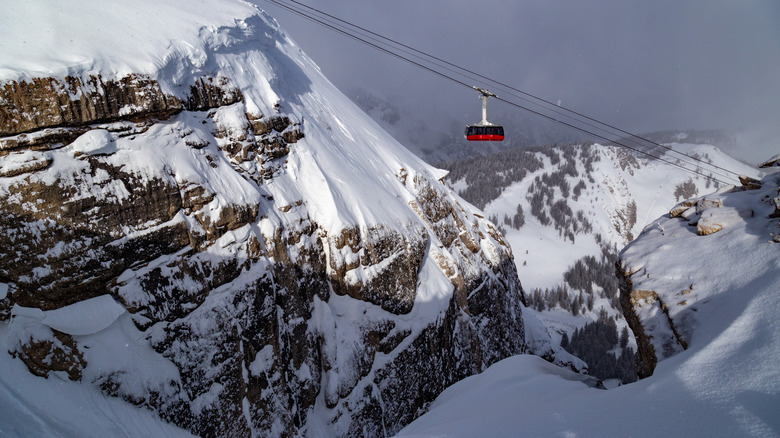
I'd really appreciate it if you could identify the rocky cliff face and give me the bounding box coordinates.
[618,168,780,378]
[0,5,578,437]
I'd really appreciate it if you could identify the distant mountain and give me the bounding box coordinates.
[439,138,760,381]
[608,129,739,151]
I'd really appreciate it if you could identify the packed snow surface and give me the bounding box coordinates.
[0,0,258,82]
[25,295,125,336]
[0,329,195,438]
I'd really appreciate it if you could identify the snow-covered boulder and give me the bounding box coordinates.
[759,152,780,168]
[618,167,780,377]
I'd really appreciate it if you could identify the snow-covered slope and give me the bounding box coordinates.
[479,142,759,291]
[447,142,758,334]
[441,140,762,383]
[0,1,581,437]
[619,164,780,377]
[398,165,780,438]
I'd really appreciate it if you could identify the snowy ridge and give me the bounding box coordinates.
[0,1,578,436]
[0,0,257,83]
[1,0,446,229]
[620,169,780,370]
[0,0,446,232]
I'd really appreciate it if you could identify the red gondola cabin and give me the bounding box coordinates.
[466,87,504,142]
[465,124,504,141]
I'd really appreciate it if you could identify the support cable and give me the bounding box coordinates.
[264,0,740,185]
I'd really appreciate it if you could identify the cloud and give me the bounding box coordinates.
[260,0,780,163]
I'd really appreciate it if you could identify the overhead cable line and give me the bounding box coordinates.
[266,0,474,89]
[269,0,743,182]
[277,0,745,183]
[265,0,732,184]
[264,0,738,185]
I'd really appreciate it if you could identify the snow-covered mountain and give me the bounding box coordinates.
[397,159,780,437]
[0,1,579,437]
[441,139,761,381]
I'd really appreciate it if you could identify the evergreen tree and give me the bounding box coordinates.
[513,204,525,229]
[571,293,580,315]
[620,326,629,349]
[563,313,637,382]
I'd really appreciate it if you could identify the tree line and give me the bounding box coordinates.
[562,309,637,384]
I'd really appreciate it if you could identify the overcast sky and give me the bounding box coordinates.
[259,0,780,164]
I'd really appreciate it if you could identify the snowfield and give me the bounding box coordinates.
[0,0,258,82]
[0,317,196,438]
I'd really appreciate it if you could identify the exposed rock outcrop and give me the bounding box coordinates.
[0,74,576,437]
[0,75,182,137]
[0,7,580,436]
[619,165,780,377]
[0,73,243,141]
[759,153,780,169]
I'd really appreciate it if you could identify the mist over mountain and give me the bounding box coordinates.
[348,88,591,164]
[264,0,780,166]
